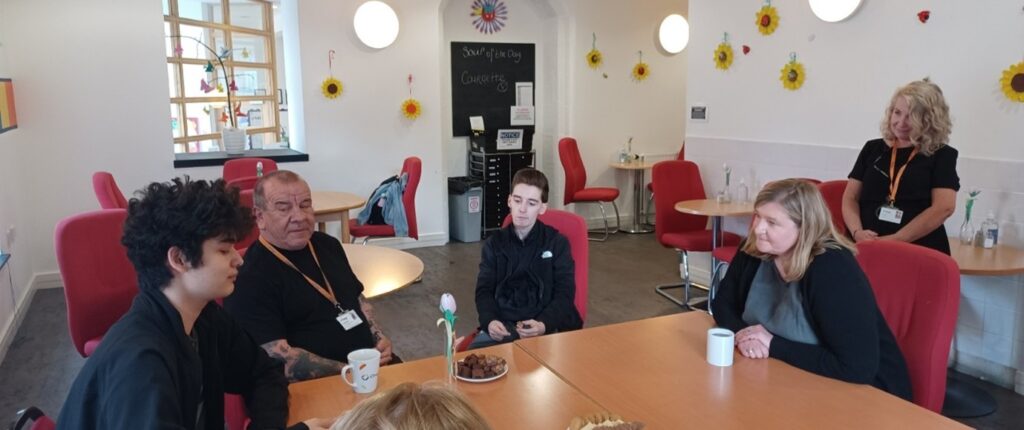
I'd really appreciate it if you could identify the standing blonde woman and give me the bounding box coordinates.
[712,179,911,400]
[843,79,959,254]
[331,382,492,430]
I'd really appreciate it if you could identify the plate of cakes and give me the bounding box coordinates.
[567,413,645,430]
[455,353,508,383]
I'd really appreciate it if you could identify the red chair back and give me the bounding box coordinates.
[91,172,128,209]
[222,158,278,183]
[558,137,587,205]
[400,157,422,240]
[676,143,686,160]
[11,407,56,430]
[817,180,848,236]
[501,209,589,321]
[235,189,259,253]
[54,209,138,357]
[226,175,260,192]
[855,241,960,413]
[651,160,708,244]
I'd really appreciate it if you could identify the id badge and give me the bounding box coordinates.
[336,310,363,331]
[877,205,903,224]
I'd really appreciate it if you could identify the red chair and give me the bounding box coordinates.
[91,171,128,209]
[10,407,56,430]
[559,137,620,241]
[235,189,259,254]
[817,179,848,236]
[856,241,960,413]
[652,160,740,309]
[349,157,421,243]
[456,209,589,351]
[54,209,138,357]
[645,143,685,224]
[223,158,277,184]
[226,175,260,192]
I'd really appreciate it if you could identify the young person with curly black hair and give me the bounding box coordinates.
[58,177,335,430]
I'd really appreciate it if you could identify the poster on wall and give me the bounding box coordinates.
[0,79,18,134]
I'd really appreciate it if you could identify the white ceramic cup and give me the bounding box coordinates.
[341,348,381,393]
[707,328,735,367]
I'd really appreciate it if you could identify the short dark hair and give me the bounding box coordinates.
[253,170,303,209]
[511,168,549,203]
[122,177,254,292]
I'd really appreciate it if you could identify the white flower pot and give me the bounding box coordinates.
[222,127,246,154]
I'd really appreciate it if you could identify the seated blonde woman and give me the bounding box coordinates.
[711,179,911,400]
[331,382,491,430]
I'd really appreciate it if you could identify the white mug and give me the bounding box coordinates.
[707,328,735,367]
[341,348,381,393]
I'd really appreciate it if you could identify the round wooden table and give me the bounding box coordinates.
[312,191,365,244]
[668,199,754,308]
[610,161,654,233]
[342,244,424,298]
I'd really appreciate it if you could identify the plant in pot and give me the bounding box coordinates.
[169,35,246,154]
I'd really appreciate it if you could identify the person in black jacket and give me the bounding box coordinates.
[58,178,334,430]
[711,179,912,400]
[470,168,582,349]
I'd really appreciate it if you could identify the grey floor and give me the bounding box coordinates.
[2,233,1022,428]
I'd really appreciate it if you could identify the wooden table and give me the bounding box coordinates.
[516,312,966,429]
[287,343,606,428]
[312,191,365,244]
[670,199,754,307]
[342,244,424,298]
[610,161,654,234]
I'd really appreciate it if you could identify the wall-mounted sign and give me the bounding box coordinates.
[496,129,524,150]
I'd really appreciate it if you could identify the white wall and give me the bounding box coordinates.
[687,0,1024,392]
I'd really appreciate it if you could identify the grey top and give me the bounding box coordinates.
[742,260,820,345]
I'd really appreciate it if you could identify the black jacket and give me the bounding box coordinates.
[58,288,302,430]
[711,245,912,400]
[475,221,582,338]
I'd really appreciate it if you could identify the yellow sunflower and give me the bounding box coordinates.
[1000,61,1024,103]
[321,77,343,99]
[780,61,805,91]
[632,62,650,81]
[586,49,603,69]
[756,5,780,36]
[714,43,734,70]
[401,98,422,119]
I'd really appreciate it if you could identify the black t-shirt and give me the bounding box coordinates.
[848,138,960,254]
[225,232,375,363]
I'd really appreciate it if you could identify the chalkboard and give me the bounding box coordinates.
[451,42,535,143]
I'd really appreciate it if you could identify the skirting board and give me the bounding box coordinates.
[0,271,61,366]
[953,349,1022,394]
[354,232,447,249]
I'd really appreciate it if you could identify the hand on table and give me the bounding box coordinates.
[515,319,546,338]
[375,335,393,365]
[487,320,510,342]
[736,324,773,359]
[852,229,879,243]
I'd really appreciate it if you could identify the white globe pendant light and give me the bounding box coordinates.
[354,1,399,49]
[808,0,862,23]
[658,14,690,54]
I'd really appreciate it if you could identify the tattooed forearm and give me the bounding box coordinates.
[261,339,344,383]
[359,295,386,342]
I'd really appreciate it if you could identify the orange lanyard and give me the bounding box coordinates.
[887,144,918,206]
[258,236,342,310]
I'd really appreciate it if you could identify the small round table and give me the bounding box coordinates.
[668,199,754,308]
[342,244,424,298]
[610,161,654,234]
[312,191,366,244]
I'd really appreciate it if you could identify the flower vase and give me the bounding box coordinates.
[222,127,246,155]
[959,218,975,245]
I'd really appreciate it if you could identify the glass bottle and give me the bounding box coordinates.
[958,218,975,245]
[737,179,750,203]
[256,161,264,177]
[981,212,999,249]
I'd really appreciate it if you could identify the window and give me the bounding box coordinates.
[165,0,281,154]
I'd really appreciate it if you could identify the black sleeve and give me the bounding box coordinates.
[536,234,581,332]
[768,250,881,384]
[931,145,960,191]
[102,349,190,429]
[224,264,288,346]
[218,309,290,429]
[711,247,756,332]
[474,236,501,329]
[847,140,875,181]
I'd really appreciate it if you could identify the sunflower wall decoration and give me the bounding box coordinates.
[632,51,649,81]
[714,33,734,71]
[1000,61,1024,103]
[586,33,603,69]
[471,0,508,34]
[780,53,805,91]
[322,50,343,99]
[401,74,423,119]
[756,1,780,36]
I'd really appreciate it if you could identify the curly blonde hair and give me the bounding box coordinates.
[331,382,492,430]
[880,79,952,156]
[741,179,855,282]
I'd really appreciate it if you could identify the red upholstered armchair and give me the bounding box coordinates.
[817,179,849,236]
[235,189,260,254]
[223,157,277,184]
[558,137,620,241]
[652,160,740,308]
[91,171,128,209]
[226,175,260,192]
[455,209,589,351]
[856,240,960,413]
[349,157,421,243]
[10,407,56,430]
[54,209,138,357]
[645,143,685,224]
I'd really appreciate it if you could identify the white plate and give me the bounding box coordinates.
[455,359,508,383]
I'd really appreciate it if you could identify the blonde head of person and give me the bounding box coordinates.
[330,382,492,430]
[879,78,952,156]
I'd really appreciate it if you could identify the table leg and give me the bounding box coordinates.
[620,169,653,234]
[341,210,351,244]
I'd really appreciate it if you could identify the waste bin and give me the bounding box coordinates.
[448,177,483,242]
